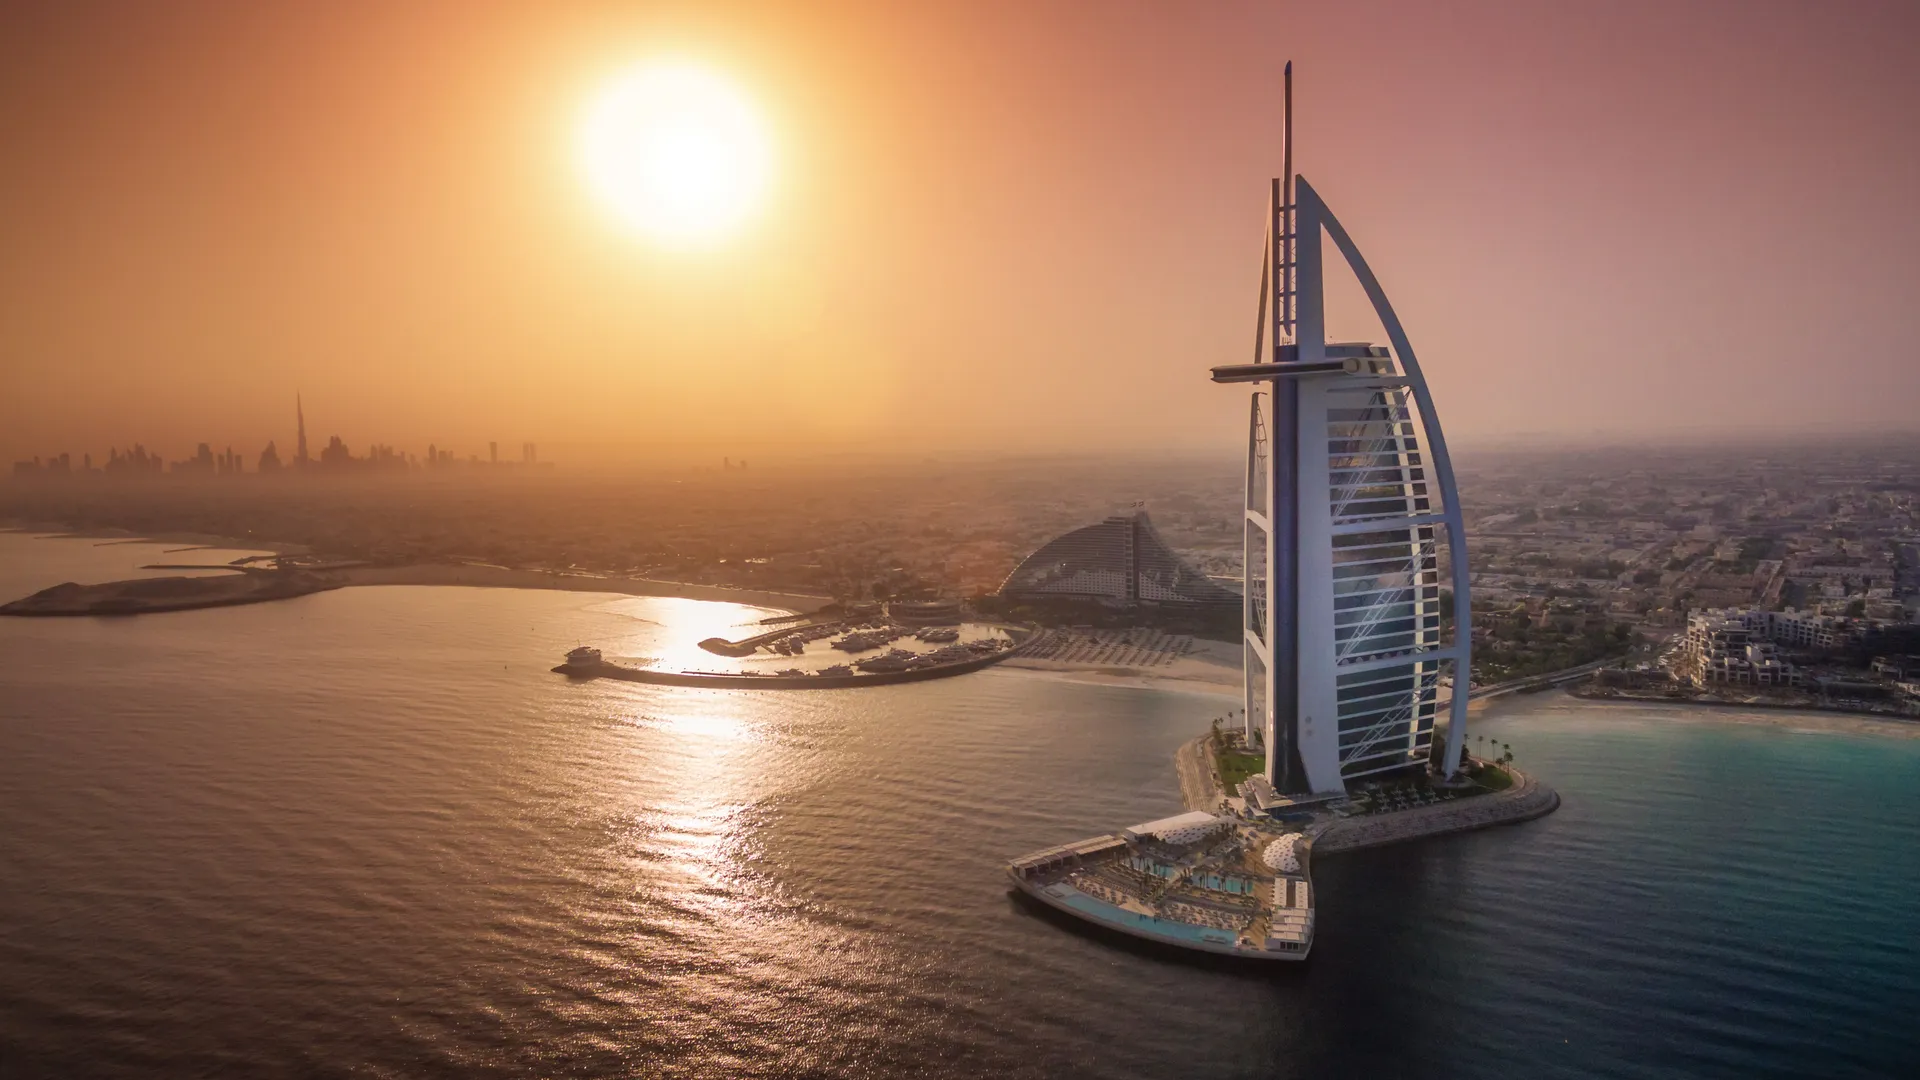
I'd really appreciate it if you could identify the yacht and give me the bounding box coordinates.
[563,645,602,667]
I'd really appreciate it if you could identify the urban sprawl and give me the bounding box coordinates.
[8,436,1919,714]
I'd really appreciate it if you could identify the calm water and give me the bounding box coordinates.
[1,533,1916,1078]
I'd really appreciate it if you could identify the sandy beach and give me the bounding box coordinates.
[1475,688,1920,740]
[1000,636,1242,697]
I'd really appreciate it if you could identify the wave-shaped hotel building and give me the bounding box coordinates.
[999,509,1239,608]
[1007,64,1481,962]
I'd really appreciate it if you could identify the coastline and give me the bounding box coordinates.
[1,523,832,617]
[8,523,1913,740]
[0,521,304,555]
[1567,683,1919,723]
[334,563,831,615]
[1481,687,1920,740]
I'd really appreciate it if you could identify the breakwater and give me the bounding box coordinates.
[698,623,826,657]
[1308,767,1559,856]
[553,647,1018,689]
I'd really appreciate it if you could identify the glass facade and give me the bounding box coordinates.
[1322,374,1450,779]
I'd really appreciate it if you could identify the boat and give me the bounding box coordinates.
[563,645,602,667]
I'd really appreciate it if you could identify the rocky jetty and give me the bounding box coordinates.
[1309,768,1559,856]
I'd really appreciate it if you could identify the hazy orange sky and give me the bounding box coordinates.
[3,0,1917,466]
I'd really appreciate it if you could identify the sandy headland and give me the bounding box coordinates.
[1,559,832,619]
[1,570,340,616]
[2,519,837,618]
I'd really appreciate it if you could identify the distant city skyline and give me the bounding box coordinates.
[9,395,553,478]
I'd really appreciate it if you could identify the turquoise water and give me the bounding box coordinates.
[1,531,1916,1078]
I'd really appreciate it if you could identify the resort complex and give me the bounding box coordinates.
[1009,812,1313,958]
[1007,65,1549,961]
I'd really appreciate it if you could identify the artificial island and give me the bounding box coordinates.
[1006,66,1559,962]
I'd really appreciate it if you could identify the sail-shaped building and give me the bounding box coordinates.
[1004,67,1525,964]
[1213,65,1471,798]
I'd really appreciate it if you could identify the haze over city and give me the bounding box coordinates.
[4,0,1918,467]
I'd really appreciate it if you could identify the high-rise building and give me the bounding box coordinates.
[294,394,310,468]
[1211,64,1472,796]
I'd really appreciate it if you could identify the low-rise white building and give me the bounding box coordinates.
[1121,811,1226,846]
[1670,611,1803,687]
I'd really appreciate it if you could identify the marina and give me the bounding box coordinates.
[554,628,1026,689]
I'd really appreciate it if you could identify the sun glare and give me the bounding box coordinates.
[578,60,773,248]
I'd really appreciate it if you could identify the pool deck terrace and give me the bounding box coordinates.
[1005,823,1313,962]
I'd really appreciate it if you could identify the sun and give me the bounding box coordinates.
[578,60,773,247]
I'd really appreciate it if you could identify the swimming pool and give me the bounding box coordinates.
[1043,885,1239,946]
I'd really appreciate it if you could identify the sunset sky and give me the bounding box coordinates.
[2,0,1917,466]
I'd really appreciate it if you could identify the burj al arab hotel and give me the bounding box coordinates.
[1003,65,1486,961]
[1213,63,1472,800]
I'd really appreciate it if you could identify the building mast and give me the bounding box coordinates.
[295,393,310,469]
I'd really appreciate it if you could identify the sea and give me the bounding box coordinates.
[1,531,1916,1079]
